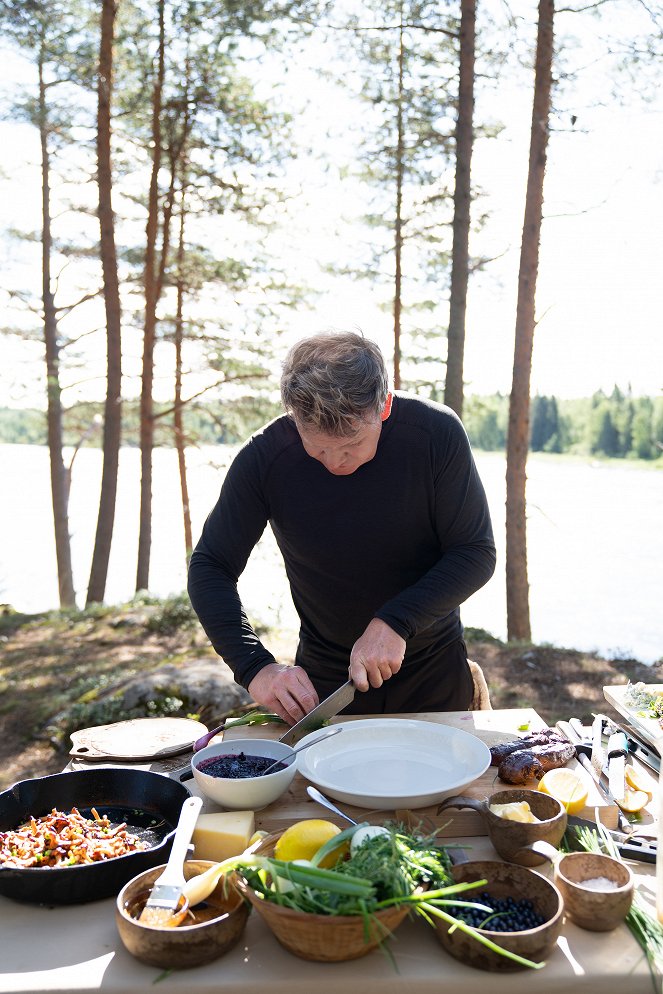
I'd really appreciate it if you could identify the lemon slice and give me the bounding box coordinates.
[537,767,589,814]
[274,819,347,867]
[616,787,649,814]
[624,763,654,800]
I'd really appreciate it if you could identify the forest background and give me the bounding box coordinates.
[1,0,662,649]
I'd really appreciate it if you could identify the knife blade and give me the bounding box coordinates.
[590,713,604,777]
[278,679,356,745]
[607,730,628,802]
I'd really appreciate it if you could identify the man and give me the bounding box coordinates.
[188,330,496,725]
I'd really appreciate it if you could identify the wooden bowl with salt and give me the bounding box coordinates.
[554,851,633,931]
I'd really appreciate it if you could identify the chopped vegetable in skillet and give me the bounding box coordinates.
[0,807,149,868]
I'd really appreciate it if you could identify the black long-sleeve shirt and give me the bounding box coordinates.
[188,393,496,694]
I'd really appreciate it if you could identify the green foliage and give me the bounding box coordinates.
[530,395,562,453]
[0,393,281,447]
[46,692,186,748]
[463,395,508,451]
[461,390,662,462]
[145,593,197,634]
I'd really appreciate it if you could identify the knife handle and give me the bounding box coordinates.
[607,731,628,759]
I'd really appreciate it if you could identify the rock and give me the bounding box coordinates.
[114,658,253,715]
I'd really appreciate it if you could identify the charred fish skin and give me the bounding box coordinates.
[489,731,554,766]
[497,750,546,785]
[491,728,577,784]
[527,739,576,769]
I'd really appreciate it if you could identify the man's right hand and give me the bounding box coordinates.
[248,663,319,725]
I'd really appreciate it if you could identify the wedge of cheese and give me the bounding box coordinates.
[191,810,256,862]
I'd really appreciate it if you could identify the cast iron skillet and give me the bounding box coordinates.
[0,767,191,905]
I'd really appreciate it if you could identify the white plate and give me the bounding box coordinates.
[604,684,663,748]
[296,718,491,809]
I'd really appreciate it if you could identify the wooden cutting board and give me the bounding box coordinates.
[221,709,620,835]
[69,716,207,761]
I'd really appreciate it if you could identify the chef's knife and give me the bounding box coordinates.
[278,679,356,746]
[556,721,632,833]
[607,730,628,803]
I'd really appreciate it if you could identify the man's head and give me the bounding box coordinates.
[280,330,390,476]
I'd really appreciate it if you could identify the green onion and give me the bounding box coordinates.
[310,823,369,867]
[265,857,375,897]
[224,709,287,729]
[419,902,545,970]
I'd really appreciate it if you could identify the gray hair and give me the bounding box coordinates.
[280,330,389,436]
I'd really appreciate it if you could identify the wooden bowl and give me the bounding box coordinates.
[115,860,250,969]
[554,852,633,931]
[431,860,563,972]
[233,832,411,961]
[439,789,567,866]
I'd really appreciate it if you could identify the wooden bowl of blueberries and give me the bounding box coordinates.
[431,860,563,971]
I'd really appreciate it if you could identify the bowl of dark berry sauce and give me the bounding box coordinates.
[196,753,288,779]
[192,738,298,809]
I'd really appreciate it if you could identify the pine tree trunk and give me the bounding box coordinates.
[506,0,555,641]
[39,54,76,609]
[174,200,193,561]
[136,0,165,593]
[444,0,475,418]
[87,0,122,606]
[392,14,405,391]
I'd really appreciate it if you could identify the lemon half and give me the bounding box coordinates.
[624,763,654,801]
[274,819,346,867]
[537,767,589,814]
[616,787,649,814]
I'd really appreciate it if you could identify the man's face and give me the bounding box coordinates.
[296,419,382,476]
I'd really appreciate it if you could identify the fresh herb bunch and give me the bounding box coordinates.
[334,825,454,901]
[230,823,545,969]
[237,824,454,914]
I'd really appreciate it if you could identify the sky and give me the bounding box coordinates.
[1,1,662,408]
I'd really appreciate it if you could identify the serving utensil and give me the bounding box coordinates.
[306,785,358,825]
[138,796,203,926]
[261,726,343,775]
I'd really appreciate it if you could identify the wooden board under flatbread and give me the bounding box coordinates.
[220,709,620,835]
[69,716,207,760]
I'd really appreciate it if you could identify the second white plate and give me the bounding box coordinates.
[296,718,491,809]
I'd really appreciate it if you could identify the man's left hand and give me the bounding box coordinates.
[349,618,405,692]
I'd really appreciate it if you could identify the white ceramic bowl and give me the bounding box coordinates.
[191,737,297,809]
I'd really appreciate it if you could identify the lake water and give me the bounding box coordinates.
[1,443,661,664]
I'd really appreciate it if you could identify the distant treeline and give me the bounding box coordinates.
[2,388,662,460]
[463,389,663,459]
[0,396,281,450]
